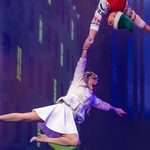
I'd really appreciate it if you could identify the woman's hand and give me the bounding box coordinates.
[114,108,127,116]
[110,106,127,116]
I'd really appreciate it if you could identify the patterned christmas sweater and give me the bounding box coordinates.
[90,0,146,31]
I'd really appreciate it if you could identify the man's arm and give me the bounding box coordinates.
[82,30,96,50]
[83,0,110,50]
[124,6,150,32]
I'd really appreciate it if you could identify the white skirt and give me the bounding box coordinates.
[33,103,78,137]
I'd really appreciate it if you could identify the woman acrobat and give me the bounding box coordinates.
[0,48,126,146]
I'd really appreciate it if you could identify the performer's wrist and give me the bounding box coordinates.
[110,105,116,112]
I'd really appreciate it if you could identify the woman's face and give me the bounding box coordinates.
[87,76,98,91]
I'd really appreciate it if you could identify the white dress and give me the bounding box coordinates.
[33,57,111,137]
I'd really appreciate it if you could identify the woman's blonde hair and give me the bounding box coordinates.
[83,71,99,84]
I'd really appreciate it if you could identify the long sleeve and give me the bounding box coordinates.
[90,0,110,31]
[92,95,111,111]
[58,57,87,109]
[72,57,87,85]
[124,5,146,29]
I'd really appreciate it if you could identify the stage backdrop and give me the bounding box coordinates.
[0,0,150,150]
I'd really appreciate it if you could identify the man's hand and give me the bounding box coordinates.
[143,24,150,33]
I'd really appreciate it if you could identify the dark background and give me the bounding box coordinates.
[0,0,150,150]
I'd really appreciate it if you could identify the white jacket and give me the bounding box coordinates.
[56,57,110,123]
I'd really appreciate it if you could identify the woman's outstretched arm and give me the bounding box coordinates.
[92,96,127,116]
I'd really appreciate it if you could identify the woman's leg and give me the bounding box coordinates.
[30,133,79,146]
[0,111,42,122]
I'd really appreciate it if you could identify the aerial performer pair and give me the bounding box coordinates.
[83,0,150,50]
[3,0,150,148]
